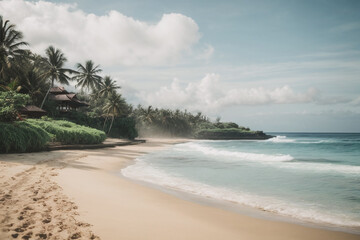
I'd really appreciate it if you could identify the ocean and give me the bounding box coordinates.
[122,133,360,230]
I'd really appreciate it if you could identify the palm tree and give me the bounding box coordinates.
[19,55,49,106]
[0,15,28,83]
[73,60,102,92]
[40,46,74,108]
[103,93,127,134]
[139,106,156,125]
[98,76,120,98]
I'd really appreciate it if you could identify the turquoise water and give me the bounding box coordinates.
[122,133,360,228]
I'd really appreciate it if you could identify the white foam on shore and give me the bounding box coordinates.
[122,159,360,228]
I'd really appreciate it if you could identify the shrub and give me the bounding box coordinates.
[0,121,51,153]
[0,106,18,122]
[58,111,138,140]
[27,119,106,144]
[107,117,138,140]
[0,119,107,153]
[0,91,30,122]
[194,128,270,140]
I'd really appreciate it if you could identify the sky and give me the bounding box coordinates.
[1,0,360,132]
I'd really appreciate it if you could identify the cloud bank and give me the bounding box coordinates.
[137,73,350,112]
[0,0,208,66]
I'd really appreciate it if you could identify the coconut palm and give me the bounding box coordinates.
[19,56,49,106]
[139,106,156,125]
[98,76,120,98]
[0,15,29,83]
[103,93,128,134]
[40,46,74,108]
[73,60,102,92]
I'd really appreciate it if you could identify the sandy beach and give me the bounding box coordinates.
[1,139,359,240]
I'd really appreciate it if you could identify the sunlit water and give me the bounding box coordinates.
[122,133,360,229]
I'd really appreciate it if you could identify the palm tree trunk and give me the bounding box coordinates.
[103,109,110,130]
[103,116,108,130]
[108,115,114,134]
[40,78,54,109]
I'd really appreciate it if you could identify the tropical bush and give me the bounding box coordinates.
[28,118,106,144]
[0,121,51,153]
[0,119,106,153]
[56,111,138,139]
[0,91,29,121]
[195,128,270,140]
[107,117,138,140]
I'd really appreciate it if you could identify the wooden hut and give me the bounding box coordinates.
[49,87,89,112]
[19,105,47,118]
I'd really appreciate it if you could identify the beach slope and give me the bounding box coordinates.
[1,139,359,240]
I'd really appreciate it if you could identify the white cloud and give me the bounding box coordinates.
[137,73,325,112]
[0,0,203,66]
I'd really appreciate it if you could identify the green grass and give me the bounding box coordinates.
[0,119,106,153]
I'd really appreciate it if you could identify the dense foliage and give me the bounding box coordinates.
[130,106,209,137]
[59,111,138,140]
[0,118,106,153]
[28,118,106,144]
[195,128,271,140]
[0,91,29,121]
[0,120,50,153]
[192,121,272,139]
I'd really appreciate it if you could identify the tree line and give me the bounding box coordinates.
[0,15,219,138]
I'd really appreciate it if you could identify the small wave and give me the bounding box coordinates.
[122,161,360,228]
[266,136,296,143]
[183,142,293,162]
[280,162,360,175]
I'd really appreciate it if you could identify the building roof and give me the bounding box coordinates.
[20,105,47,113]
[50,86,69,94]
[49,94,72,102]
[49,86,89,108]
[49,93,89,107]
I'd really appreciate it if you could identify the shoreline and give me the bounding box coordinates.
[1,138,359,239]
[132,175,360,235]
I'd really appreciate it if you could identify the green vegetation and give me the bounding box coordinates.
[0,15,136,140]
[194,121,272,139]
[59,111,137,140]
[0,91,29,121]
[0,121,51,153]
[130,106,272,139]
[131,106,208,137]
[28,118,106,144]
[0,118,106,153]
[0,15,271,153]
[195,128,272,140]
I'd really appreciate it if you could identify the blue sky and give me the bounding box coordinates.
[1,0,360,132]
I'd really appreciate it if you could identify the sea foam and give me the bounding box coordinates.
[266,135,296,143]
[183,142,293,162]
[122,159,360,228]
[178,142,360,175]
